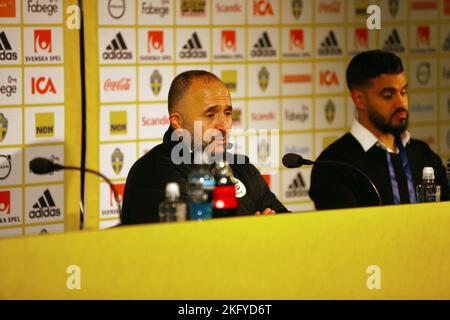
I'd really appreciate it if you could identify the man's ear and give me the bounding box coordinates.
[169,111,183,130]
[351,89,366,111]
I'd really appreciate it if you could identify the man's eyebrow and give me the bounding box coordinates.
[379,83,408,93]
[203,105,233,113]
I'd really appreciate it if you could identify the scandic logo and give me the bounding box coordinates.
[320,70,339,86]
[148,31,164,53]
[35,112,54,137]
[28,189,61,219]
[0,0,15,18]
[34,29,51,53]
[251,31,276,57]
[290,30,304,50]
[253,0,274,16]
[0,31,18,61]
[141,115,169,127]
[180,32,207,59]
[0,190,10,215]
[103,32,133,60]
[355,28,368,49]
[318,31,342,56]
[221,30,236,52]
[31,77,56,95]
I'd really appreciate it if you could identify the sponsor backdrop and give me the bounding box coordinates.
[80,0,450,229]
[0,0,82,237]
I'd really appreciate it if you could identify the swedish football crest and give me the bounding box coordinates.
[150,70,162,96]
[389,0,399,17]
[292,0,303,20]
[258,66,269,92]
[111,148,124,175]
[0,113,8,142]
[325,100,336,124]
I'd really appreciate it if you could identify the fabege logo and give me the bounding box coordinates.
[34,29,52,53]
[148,31,164,53]
[285,105,309,123]
[27,0,58,16]
[0,113,8,141]
[320,70,339,86]
[0,75,18,98]
[150,69,162,96]
[28,189,61,219]
[31,76,56,95]
[221,30,236,52]
[355,28,369,49]
[110,111,127,135]
[35,112,54,137]
[111,148,124,175]
[142,0,170,18]
[253,0,273,16]
[0,0,16,18]
[0,190,10,214]
[416,26,430,48]
[0,31,18,61]
[290,29,304,50]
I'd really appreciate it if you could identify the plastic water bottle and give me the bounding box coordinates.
[158,182,187,222]
[187,163,215,220]
[416,167,441,202]
[212,161,237,218]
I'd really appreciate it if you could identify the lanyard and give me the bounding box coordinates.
[385,136,417,204]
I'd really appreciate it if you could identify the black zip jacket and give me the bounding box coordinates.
[121,127,288,224]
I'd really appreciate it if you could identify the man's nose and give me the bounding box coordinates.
[214,113,229,132]
[395,92,407,109]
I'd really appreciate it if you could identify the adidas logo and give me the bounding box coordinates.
[286,173,308,198]
[443,33,450,52]
[0,31,18,61]
[251,31,276,58]
[318,31,342,56]
[102,32,133,60]
[28,189,61,219]
[382,29,405,53]
[179,32,207,59]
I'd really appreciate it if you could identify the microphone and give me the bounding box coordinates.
[282,153,382,206]
[29,158,122,229]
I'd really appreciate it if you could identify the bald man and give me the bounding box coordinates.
[121,70,287,225]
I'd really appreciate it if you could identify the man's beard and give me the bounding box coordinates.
[368,107,409,136]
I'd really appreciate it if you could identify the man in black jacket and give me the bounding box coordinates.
[310,50,450,209]
[121,70,287,224]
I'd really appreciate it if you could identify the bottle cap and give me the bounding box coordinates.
[422,167,435,180]
[166,182,180,198]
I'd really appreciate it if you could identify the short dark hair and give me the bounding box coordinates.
[168,70,222,112]
[346,50,404,90]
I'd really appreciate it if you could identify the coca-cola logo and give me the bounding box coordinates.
[104,77,131,91]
